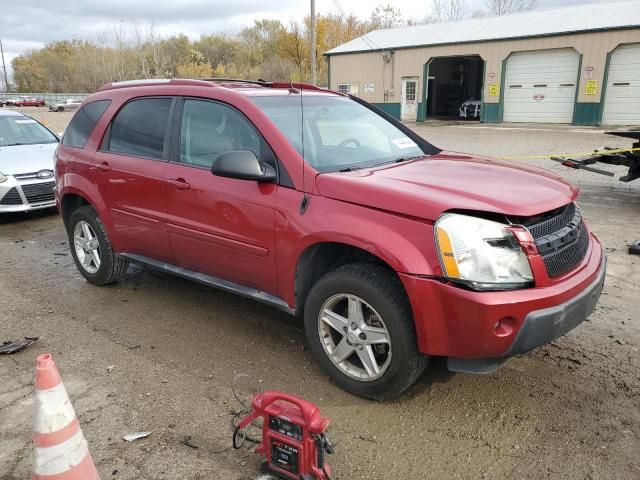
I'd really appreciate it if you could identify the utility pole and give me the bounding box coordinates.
[310,0,316,86]
[0,39,8,92]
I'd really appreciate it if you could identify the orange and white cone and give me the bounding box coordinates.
[32,353,100,480]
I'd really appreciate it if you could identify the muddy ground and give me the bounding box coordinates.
[1,108,639,479]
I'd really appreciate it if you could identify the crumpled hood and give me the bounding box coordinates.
[0,143,57,175]
[315,152,578,220]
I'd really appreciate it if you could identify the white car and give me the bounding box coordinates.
[0,110,59,212]
[459,100,482,120]
[49,98,82,112]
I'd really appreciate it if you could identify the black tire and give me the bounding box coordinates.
[57,107,63,112]
[304,262,428,400]
[67,206,128,285]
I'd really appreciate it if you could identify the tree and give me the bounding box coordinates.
[369,4,404,29]
[484,0,537,15]
[426,0,468,22]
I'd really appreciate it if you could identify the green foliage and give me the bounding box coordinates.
[10,11,384,93]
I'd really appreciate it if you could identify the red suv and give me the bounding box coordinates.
[55,79,605,399]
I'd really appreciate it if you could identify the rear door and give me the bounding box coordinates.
[93,97,174,262]
[164,97,278,293]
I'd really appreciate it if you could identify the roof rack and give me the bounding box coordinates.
[98,77,328,92]
[98,78,213,91]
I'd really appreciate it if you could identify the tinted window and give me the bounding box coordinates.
[62,100,111,149]
[108,98,172,160]
[179,99,260,168]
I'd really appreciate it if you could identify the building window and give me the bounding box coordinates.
[337,83,359,96]
[405,81,417,101]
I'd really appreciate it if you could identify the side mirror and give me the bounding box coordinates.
[211,150,276,183]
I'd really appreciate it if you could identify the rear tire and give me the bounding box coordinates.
[57,107,63,112]
[304,262,428,400]
[67,206,128,285]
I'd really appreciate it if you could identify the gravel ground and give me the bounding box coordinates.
[1,108,639,479]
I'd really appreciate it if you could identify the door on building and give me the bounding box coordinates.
[401,77,419,121]
[602,44,640,126]
[503,49,579,123]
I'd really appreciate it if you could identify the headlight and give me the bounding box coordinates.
[435,213,533,290]
[0,172,7,183]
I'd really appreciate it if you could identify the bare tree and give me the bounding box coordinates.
[423,0,467,23]
[484,0,537,16]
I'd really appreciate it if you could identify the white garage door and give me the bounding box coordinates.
[602,44,640,126]
[503,49,579,123]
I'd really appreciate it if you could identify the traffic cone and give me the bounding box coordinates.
[32,353,100,480]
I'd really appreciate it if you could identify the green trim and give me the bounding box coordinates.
[597,50,613,124]
[418,62,429,122]
[327,56,331,90]
[497,58,508,122]
[323,26,640,57]
[372,102,401,119]
[481,103,500,123]
[571,54,583,125]
[572,103,601,126]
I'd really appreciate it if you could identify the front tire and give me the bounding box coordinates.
[57,107,64,112]
[304,263,428,400]
[68,206,128,285]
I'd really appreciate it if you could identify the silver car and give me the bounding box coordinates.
[49,98,82,112]
[0,110,59,212]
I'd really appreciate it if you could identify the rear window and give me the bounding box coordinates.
[62,100,111,149]
[106,98,172,160]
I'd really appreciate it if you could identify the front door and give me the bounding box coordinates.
[164,98,278,294]
[401,78,419,121]
[92,96,173,262]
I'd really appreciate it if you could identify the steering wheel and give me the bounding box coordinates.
[338,138,360,149]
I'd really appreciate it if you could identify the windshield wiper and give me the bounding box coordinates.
[337,166,362,172]
[392,155,426,163]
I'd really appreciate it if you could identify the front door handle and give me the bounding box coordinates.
[167,178,190,190]
[94,161,112,172]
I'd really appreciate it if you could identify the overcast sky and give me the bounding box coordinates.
[0,0,615,77]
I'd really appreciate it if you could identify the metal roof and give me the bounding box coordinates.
[326,0,640,55]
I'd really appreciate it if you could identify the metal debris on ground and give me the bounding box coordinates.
[0,337,38,354]
[107,365,116,373]
[123,432,151,442]
[629,241,640,255]
[179,435,198,449]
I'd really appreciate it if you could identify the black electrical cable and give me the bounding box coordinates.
[230,373,262,446]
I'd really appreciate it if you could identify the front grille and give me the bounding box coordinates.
[21,182,55,204]
[526,203,576,239]
[542,224,590,278]
[15,170,54,180]
[517,202,590,278]
[0,187,23,205]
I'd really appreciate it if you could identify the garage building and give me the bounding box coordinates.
[325,1,640,126]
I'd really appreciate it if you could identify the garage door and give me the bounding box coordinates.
[503,49,579,123]
[602,44,640,126]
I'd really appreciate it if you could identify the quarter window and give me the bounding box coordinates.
[62,100,111,149]
[178,99,261,169]
[107,98,172,160]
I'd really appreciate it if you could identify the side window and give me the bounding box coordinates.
[179,99,261,169]
[62,100,111,149]
[107,98,172,160]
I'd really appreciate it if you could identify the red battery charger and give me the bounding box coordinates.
[233,391,334,479]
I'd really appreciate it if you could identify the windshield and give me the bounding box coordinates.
[0,115,58,147]
[251,94,431,172]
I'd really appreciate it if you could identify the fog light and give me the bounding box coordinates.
[493,317,515,337]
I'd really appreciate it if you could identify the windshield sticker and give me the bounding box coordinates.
[391,137,418,149]
[15,119,37,124]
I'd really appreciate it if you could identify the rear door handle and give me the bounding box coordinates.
[93,161,112,172]
[167,178,190,190]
